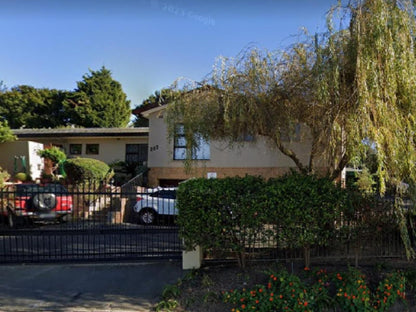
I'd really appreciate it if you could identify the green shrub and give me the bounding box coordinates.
[223,267,407,312]
[177,172,347,268]
[177,176,267,268]
[64,158,113,184]
[0,167,10,187]
[37,146,66,164]
[14,172,28,182]
[266,172,346,267]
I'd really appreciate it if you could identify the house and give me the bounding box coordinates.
[140,105,313,187]
[4,109,315,187]
[9,127,149,180]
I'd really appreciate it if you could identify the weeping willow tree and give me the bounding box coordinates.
[166,0,416,257]
[348,0,416,259]
[166,35,355,177]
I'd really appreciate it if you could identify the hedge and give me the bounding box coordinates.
[177,173,348,268]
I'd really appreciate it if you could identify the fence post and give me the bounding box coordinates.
[182,245,202,270]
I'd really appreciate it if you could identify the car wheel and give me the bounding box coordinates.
[32,193,57,211]
[139,209,156,225]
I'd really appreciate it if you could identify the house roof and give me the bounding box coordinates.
[12,127,149,139]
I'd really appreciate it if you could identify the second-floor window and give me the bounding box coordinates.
[174,124,210,160]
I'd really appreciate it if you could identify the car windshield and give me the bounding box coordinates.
[16,184,68,196]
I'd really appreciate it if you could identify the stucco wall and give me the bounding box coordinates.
[0,141,44,180]
[147,111,312,169]
[29,137,148,165]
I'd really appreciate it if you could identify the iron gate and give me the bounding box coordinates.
[0,181,182,263]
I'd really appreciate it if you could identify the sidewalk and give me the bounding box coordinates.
[0,261,184,312]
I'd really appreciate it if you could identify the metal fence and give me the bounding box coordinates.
[203,197,409,264]
[0,181,182,263]
[0,181,410,265]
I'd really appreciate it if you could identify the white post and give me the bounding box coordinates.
[182,246,202,270]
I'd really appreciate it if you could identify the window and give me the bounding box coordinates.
[174,124,210,160]
[69,144,82,155]
[86,144,99,155]
[125,144,148,164]
[150,190,177,199]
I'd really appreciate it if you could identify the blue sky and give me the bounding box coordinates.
[0,0,341,107]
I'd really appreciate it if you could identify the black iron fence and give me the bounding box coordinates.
[0,181,182,263]
[0,181,411,265]
[203,197,409,265]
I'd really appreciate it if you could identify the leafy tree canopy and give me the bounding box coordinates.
[0,85,68,129]
[166,0,416,259]
[0,67,132,129]
[0,121,15,143]
[64,66,131,128]
[166,0,416,190]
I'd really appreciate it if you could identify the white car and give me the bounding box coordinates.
[133,187,177,225]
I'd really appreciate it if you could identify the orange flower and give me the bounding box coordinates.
[304,302,308,307]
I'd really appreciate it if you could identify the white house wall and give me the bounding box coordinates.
[27,141,44,179]
[0,141,44,179]
[147,113,312,169]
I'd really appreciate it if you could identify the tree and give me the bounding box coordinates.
[166,43,351,178]
[65,67,131,128]
[166,0,416,183]
[37,146,67,178]
[167,0,416,258]
[0,85,68,129]
[0,121,15,143]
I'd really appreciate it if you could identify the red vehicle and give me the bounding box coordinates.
[1,183,73,228]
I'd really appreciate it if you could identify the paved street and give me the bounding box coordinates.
[0,261,183,311]
[0,222,181,263]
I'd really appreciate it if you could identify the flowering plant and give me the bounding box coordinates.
[223,267,407,312]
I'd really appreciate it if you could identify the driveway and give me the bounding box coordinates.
[0,261,183,311]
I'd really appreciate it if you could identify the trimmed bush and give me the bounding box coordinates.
[37,146,66,164]
[64,158,113,184]
[177,176,267,268]
[14,172,28,182]
[177,172,347,268]
[266,172,346,267]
